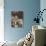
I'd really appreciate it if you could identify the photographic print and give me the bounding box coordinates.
[11,11,24,28]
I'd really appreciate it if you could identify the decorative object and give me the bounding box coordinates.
[33,9,46,24]
[17,32,34,46]
[23,32,33,46]
[11,11,24,28]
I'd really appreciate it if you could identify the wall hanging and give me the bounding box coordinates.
[11,11,24,28]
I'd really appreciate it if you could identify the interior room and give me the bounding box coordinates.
[0,0,46,46]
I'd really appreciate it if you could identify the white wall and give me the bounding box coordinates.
[40,0,46,9]
[0,0,4,42]
[40,0,46,26]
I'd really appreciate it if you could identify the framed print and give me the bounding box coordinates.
[11,11,24,28]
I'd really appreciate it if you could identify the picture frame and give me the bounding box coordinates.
[11,11,24,28]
